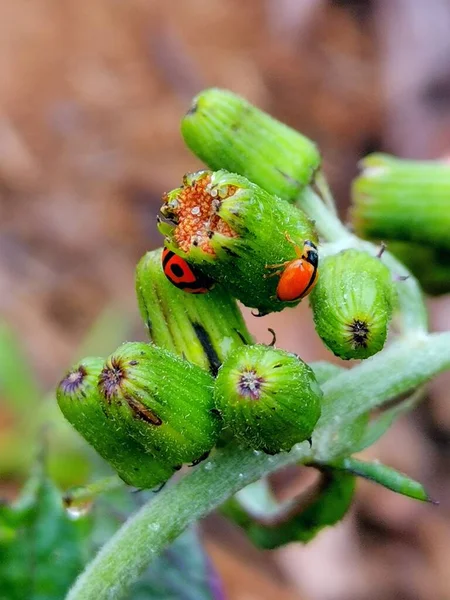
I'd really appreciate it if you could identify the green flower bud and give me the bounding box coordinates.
[213,345,322,454]
[57,357,174,489]
[310,249,397,360]
[135,248,253,374]
[159,169,318,315]
[181,88,321,202]
[98,342,220,466]
[352,153,450,250]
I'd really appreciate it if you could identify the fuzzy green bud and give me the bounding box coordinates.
[352,153,450,250]
[57,357,174,489]
[213,345,322,454]
[135,248,253,374]
[310,249,397,360]
[181,88,321,202]
[98,342,220,467]
[158,169,318,315]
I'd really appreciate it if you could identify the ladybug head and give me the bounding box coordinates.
[302,240,319,267]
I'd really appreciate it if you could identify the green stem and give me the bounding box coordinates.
[68,331,450,600]
[296,187,350,241]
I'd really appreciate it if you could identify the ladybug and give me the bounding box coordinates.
[162,248,214,294]
[265,234,319,302]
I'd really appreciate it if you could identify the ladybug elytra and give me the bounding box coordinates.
[265,234,319,302]
[162,248,214,294]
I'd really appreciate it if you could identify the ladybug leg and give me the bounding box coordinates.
[263,268,284,279]
[284,231,303,258]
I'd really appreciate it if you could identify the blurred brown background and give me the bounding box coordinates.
[1,1,450,599]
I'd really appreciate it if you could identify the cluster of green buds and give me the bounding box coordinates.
[56,87,427,537]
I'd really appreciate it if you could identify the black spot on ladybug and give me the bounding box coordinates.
[170,263,184,278]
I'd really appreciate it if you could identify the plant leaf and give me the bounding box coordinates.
[222,470,356,549]
[330,457,435,503]
[0,466,89,600]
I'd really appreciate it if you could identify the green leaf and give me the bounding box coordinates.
[330,457,435,503]
[222,470,355,549]
[0,466,89,600]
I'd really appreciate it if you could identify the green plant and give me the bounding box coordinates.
[6,89,450,600]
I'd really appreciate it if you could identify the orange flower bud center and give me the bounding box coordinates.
[163,173,238,255]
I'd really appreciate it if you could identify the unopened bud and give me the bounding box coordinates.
[213,345,322,454]
[98,342,220,467]
[181,88,321,202]
[310,249,397,360]
[57,357,174,489]
[352,153,450,250]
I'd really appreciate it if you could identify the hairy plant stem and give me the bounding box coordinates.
[68,331,450,600]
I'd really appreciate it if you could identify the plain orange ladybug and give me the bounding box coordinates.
[265,234,319,302]
[162,248,214,294]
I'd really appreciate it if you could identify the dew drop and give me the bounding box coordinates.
[149,522,161,532]
[204,461,214,471]
[65,502,92,520]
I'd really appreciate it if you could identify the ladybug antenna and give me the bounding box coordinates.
[376,242,387,259]
[267,328,277,347]
[234,329,249,345]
